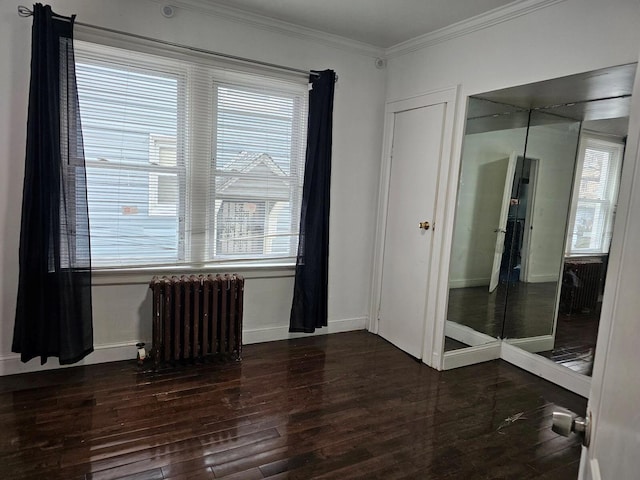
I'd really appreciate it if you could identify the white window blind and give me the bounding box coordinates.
[74,41,308,268]
[567,135,624,255]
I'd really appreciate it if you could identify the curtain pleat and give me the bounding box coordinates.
[13,3,93,365]
[289,70,335,333]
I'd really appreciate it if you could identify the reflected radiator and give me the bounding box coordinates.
[149,274,244,367]
[561,259,604,314]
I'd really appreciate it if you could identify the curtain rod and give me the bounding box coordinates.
[17,5,334,80]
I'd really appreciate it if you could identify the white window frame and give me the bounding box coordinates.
[566,133,624,256]
[75,39,308,270]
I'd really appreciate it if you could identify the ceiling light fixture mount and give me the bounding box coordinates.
[162,5,175,18]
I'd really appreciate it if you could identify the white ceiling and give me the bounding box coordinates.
[204,0,517,48]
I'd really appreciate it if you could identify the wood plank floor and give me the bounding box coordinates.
[0,331,586,480]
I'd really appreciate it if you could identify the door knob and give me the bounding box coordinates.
[419,221,430,230]
[552,409,591,447]
[494,228,507,233]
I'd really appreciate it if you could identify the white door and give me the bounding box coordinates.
[378,102,445,359]
[576,61,640,480]
[489,152,518,292]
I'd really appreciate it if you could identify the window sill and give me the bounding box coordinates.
[91,262,296,286]
[564,253,608,259]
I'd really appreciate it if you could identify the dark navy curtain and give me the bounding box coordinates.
[13,4,93,364]
[290,70,336,333]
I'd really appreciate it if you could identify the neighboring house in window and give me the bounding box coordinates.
[148,134,179,217]
[214,151,293,257]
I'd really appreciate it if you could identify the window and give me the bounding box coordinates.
[74,41,308,268]
[567,135,624,255]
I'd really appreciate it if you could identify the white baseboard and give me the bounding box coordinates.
[505,335,555,353]
[448,277,490,289]
[0,317,368,377]
[443,342,502,370]
[590,459,602,480]
[0,341,150,377]
[445,320,497,347]
[500,341,591,397]
[243,317,368,344]
[526,274,559,283]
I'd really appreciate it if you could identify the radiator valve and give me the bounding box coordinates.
[136,342,147,366]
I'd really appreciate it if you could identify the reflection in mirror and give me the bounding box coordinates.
[444,64,635,380]
[500,111,581,343]
[522,102,628,376]
[445,98,529,350]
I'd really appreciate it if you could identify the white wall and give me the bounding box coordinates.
[386,0,640,332]
[0,0,386,374]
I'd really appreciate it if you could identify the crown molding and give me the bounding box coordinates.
[147,0,385,58]
[385,0,568,58]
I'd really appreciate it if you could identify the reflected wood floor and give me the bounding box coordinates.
[447,283,559,339]
[0,331,586,480]
[447,284,600,374]
[538,308,600,376]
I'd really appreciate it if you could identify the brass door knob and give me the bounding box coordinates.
[419,221,430,230]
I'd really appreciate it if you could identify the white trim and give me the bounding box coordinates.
[590,459,602,480]
[0,341,149,377]
[521,158,540,282]
[368,86,459,368]
[500,341,591,397]
[0,318,367,376]
[425,86,462,369]
[526,274,559,283]
[505,335,555,353]
[445,320,496,347]
[442,342,501,370]
[448,277,491,289]
[385,0,567,58]
[431,86,467,370]
[92,265,295,286]
[243,317,367,344]
[147,0,384,58]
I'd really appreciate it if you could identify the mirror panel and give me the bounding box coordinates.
[501,110,581,342]
[443,64,635,381]
[446,98,528,349]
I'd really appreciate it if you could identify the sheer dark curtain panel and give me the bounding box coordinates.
[13,4,93,364]
[290,69,336,333]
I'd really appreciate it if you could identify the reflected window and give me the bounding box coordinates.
[567,135,624,255]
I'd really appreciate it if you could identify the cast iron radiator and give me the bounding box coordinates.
[149,274,244,367]
[560,258,604,314]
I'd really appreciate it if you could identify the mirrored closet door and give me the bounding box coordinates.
[443,63,636,392]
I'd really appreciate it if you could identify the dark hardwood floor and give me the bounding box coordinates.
[0,331,586,480]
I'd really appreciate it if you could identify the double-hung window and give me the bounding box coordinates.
[566,134,624,255]
[74,41,308,268]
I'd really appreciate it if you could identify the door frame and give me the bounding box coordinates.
[369,85,459,368]
[520,157,539,283]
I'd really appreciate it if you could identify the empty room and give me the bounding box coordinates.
[1,0,639,479]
